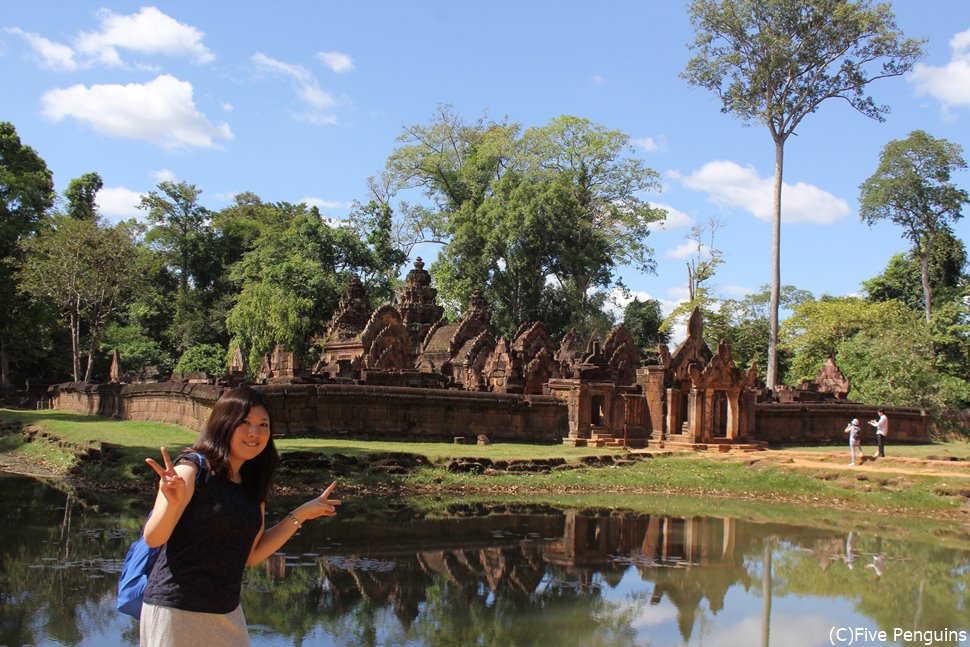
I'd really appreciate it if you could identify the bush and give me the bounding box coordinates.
[174,344,227,376]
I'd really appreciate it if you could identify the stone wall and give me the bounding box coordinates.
[53,382,934,446]
[54,382,221,432]
[754,403,930,444]
[53,382,567,444]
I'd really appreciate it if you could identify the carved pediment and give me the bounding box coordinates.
[603,323,639,386]
[668,307,713,382]
[690,340,743,390]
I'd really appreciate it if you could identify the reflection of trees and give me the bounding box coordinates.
[772,532,970,647]
[4,473,970,647]
[0,475,140,647]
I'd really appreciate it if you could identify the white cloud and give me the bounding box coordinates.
[301,197,352,210]
[317,50,354,73]
[590,74,608,86]
[220,102,234,112]
[665,240,709,260]
[647,202,694,232]
[606,288,652,319]
[252,52,340,124]
[722,284,754,297]
[5,27,77,71]
[633,135,666,152]
[41,74,233,149]
[152,169,177,182]
[672,160,850,224]
[75,7,214,67]
[96,186,143,221]
[909,27,970,111]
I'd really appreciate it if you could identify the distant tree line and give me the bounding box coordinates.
[1,112,967,416]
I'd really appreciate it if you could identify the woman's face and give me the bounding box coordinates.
[229,404,271,465]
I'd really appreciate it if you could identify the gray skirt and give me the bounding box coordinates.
[140,602,249,647]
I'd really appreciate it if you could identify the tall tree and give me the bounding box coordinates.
[138,181,227,352]
[863,228,967,312]
[385,108,665,336]
[226,203,373,374]
[18,217,140,381]
[661,218,724,338]
[64,172,103,221]
[138,181,210,296]
[859,130,968,323]
[0,122,55,385]
[682,0,924,388]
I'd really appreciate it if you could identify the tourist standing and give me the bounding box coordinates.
[139,385,341,647]
[868,409,889,458]
[844,418,863,465]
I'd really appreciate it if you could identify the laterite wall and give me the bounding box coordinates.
[52,382,568,444]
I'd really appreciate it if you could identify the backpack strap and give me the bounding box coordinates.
[175,451,210,488]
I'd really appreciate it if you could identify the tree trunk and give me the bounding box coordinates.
[69,307,81,382]
[766,140,785,390]
[83,335,97,383]
[0,338,9,387]
[920,236,933,324]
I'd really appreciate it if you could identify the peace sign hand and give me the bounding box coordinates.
[145,447,188,505]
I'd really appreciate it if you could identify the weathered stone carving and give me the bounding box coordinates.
[602,323,639,386]
[556,329,586,379]
[397,258,444,355]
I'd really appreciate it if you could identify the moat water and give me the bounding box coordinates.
[1,472,967,647]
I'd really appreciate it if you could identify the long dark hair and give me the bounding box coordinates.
[183,385,279,502]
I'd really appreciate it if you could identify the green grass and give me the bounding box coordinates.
[2,408,967,520]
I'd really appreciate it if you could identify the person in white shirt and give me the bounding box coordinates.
[868,409,888,458]
[844,418,863,465]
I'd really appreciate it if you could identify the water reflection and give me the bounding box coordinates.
[1,472,967,647]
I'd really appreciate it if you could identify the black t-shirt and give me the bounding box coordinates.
[143,459,263,614]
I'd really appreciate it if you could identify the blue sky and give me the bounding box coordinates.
[3,2,969,327]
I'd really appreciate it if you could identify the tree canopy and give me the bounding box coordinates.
[384,106,665,337]
[682,0,924,388]
[859,130,968,323]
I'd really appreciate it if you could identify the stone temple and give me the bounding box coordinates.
[53,260,930,447]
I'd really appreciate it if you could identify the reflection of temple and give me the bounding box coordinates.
[270,510,754,640]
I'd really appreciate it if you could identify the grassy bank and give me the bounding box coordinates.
[2,408,969,522]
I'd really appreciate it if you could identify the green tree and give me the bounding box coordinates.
[780,296,910,383]
[385,107,665,336]
[139,181,210,295]
[682,0,924,388]
[662,218,724,338]
[63,172,103,221]
[18,217,140,381]
[0,122,55,385]
[226,204,373,374]
[709,285,813,382]
[859,130,968,323]
[863,228,967,311]
[98,323,173,375]
[623,297,670,362]
[348,198,408,305]
[837,308,969,411]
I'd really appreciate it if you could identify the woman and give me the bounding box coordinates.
[140,385,340,646]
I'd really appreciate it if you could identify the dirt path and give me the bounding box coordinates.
[752,449,970,480]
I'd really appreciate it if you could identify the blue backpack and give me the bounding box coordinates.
[117,452,208,620]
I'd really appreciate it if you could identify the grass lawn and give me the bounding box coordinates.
[2,408,968,521]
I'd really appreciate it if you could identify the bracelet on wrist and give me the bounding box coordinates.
[286,512,302,529]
